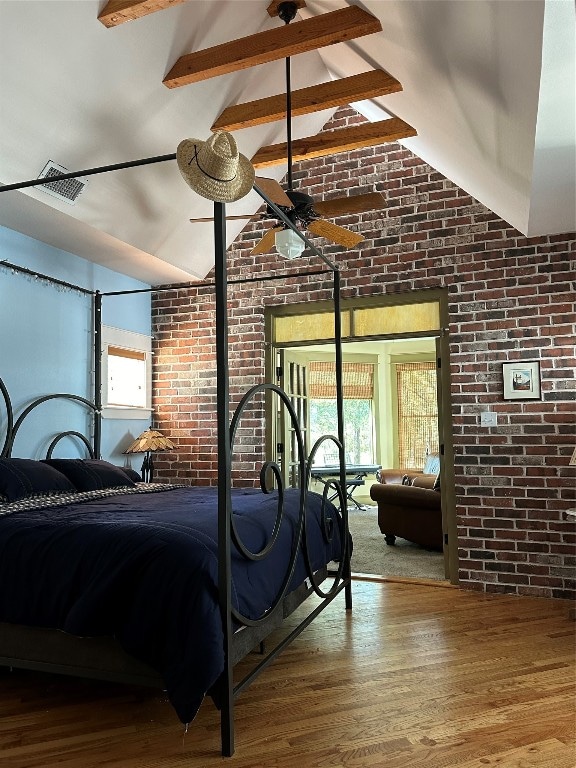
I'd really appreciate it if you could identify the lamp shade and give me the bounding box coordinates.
[124,429,174,455]
[275,227,305,259]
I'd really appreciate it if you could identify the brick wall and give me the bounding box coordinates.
[152,106,576,599]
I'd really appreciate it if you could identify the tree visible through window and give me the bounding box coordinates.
[309,361,375,465]
[395,361,438,469]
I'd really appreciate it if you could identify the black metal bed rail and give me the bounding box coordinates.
[233,573,350,700]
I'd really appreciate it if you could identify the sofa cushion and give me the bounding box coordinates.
[411,474,437,490]
[376,468,406,485]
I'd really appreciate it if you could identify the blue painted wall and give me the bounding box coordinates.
[0,226,151,468]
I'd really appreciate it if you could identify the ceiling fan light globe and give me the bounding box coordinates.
[275,228,305,259]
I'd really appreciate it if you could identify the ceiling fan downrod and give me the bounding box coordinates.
[278,1,298,192]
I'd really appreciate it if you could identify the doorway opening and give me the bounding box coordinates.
[264,290,457,584]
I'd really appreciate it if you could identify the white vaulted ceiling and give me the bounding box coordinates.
[0,0,574,285]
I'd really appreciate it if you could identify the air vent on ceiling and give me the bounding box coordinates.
[37,161,88,205]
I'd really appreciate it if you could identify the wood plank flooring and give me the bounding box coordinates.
[0,580,574,768]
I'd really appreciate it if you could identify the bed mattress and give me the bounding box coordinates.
[0,484,343,723]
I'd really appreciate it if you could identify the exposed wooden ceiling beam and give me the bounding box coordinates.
[251,117,417,168]
[98,0,187,28]
[267,0,307,18]
[211,70,402,132]
[163,6,382,88]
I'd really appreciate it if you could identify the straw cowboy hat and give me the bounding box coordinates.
[176,130,255,203]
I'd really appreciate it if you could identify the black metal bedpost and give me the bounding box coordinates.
[332,268,352,609]
[93,291,102,459]
[213,201,235,756]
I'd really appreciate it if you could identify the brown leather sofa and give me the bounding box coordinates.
[370,473,443,550]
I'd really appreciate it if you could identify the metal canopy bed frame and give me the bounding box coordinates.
[0,159,352,757]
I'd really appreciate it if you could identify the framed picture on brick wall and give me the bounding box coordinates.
[502,360,541,400]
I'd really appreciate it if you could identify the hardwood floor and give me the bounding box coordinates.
[0,580,574,768]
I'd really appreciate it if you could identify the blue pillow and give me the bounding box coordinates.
[43,459,136,491]
[423,453,440,475]
[0,458,75,501]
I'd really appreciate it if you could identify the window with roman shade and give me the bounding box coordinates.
[395,361,438,469]
[308,361,374,400]
[309,361,375,465]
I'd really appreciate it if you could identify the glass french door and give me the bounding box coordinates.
[276,349,309,488]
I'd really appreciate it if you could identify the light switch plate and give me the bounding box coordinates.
[481,411,498,427]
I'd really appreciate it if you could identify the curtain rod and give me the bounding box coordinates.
[101,267,334,296]
[0,259,93,295]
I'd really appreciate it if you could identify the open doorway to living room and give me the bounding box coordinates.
[265,291,457,584]
[281,339,446,582]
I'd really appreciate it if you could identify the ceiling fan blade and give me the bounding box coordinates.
[254,177,293,208]
[189,214,260,223]
[189,179,294,223]
[313,192,385,219]
[308,219,364,249]
[251,227,284,255]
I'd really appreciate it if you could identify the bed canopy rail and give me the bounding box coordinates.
[0,152,351,758]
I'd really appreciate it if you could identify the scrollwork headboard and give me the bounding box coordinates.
[0,376,99,459]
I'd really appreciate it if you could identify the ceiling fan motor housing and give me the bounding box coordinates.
[278,2,298,24]
[286,189,317,221]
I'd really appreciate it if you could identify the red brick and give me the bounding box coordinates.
[151,106,576,602]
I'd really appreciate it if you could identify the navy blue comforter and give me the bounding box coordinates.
[0,485,343,723]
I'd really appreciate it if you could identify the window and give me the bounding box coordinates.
[309,361,375,465]
[273,299,441,343]
[107,346,146,407]
[101,326,152,419]
[395,361,438,469]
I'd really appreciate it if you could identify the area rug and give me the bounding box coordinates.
[346,506,445,580]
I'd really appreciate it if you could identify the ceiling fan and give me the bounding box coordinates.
[189,1,386,256]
